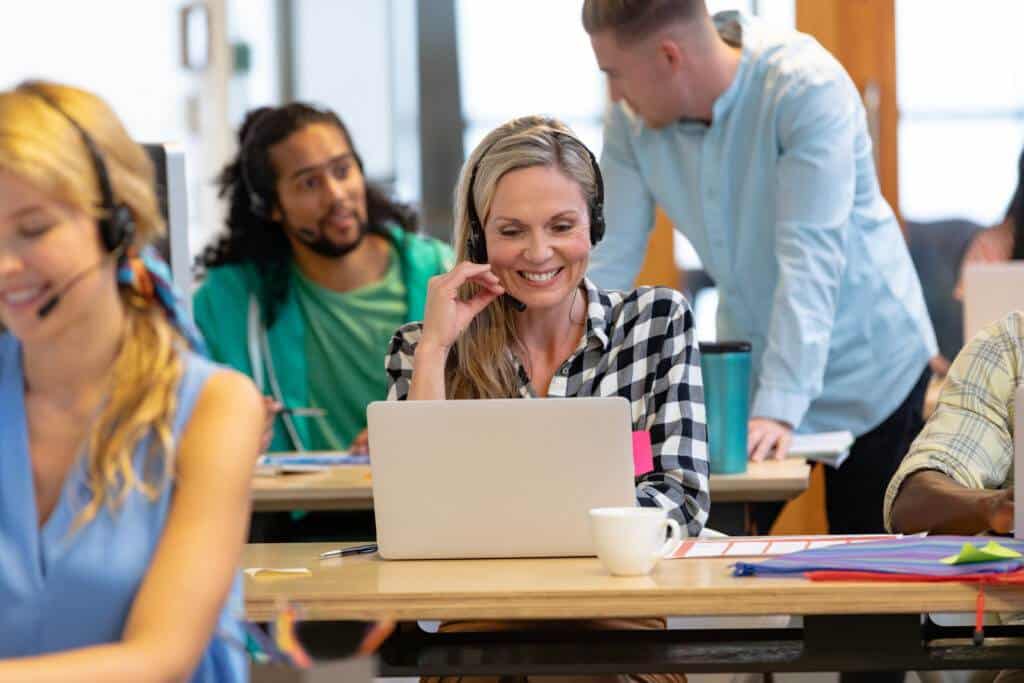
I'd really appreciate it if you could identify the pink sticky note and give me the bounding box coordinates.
[632,431,654,476]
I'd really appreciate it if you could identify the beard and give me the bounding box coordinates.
[285,209,370,259]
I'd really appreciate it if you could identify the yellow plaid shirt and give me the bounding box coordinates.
[884,311,1023,532]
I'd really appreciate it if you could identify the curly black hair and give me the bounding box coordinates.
[1010,145,1023,260]
[196,102,419,326]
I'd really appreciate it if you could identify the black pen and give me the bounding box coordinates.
[319,543,378,559]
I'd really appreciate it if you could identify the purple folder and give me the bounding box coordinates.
[732,536,1024,578]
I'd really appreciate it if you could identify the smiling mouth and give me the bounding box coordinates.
[1,284,48,309]
[518,267,563,283]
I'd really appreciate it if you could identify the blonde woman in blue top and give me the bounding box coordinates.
[0,82,262,681]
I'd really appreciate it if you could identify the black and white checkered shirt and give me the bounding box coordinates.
[385,277,709,535]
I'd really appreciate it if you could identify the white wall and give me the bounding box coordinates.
[0,0,237,265]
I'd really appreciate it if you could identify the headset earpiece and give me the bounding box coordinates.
[246,181,270,219]
[23,85,135,256]
[465,128,605,259]
[101,203,136,254]
[590,198,606,245]
[466,216,487,264]
[547,130,605,247]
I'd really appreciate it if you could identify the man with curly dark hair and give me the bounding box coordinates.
[194,103,453,456]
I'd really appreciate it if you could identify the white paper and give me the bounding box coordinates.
[681,542,731,558]
[788,431,854,467]
[244,567,312,579]
[807,540,844,549]
[724,541,770,556]
[763,541,808,555]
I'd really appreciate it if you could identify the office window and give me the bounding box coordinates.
[897,0,1024,225]
[456,0,607,157]
[293,0,395,184]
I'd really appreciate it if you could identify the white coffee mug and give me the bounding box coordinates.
[589,507,683,576]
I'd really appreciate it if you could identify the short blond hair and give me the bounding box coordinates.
[581,0,705,43]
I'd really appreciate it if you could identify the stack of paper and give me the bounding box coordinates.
[256,451,369,474]
[670,534,898,560]
[788,430,854,468]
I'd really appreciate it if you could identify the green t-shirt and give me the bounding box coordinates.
[293,251,407,450]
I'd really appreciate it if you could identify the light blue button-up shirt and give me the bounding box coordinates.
[589,11,937,437]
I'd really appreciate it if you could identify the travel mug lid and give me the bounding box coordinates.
[699,340,752,354]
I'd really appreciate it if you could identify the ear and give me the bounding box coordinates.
[270,204,282,223]
[657,38,684,71]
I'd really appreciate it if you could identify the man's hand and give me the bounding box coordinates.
[349,428,370,456]
[748,417,793,462]
[260,397,282,453]
[982,488,1015,534]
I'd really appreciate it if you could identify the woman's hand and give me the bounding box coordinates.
[418,262,505,354]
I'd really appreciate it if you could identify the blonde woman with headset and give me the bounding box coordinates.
[386,116,704,683]
[0,82,262,682]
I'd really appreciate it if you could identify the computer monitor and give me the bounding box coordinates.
[962,262,1024,343]
[143,142,192,318]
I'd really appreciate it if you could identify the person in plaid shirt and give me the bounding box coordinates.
[385,115,701,683]
[885,311,1023,683]
[385,115,708,537]
[886,311,1022,536]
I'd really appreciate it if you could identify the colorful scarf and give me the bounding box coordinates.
[117,246,208,356]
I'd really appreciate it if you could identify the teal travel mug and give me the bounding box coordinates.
[698,341,751,475]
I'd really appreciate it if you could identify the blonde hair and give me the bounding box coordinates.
[0,81,184,528]
[447,116,601,399]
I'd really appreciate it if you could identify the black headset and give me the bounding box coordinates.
[238,107,365,220]
[24,86,135,255]
[465,129,605,264]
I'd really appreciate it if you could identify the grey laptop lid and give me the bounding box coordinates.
[367,397,637,559]
[962,263,1024,343]
[1015,386,1022,540]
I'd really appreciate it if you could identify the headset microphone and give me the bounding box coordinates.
[294,226,320,242]
[504,293,527,312]
[22,85,136,320]
[37,254,115,319]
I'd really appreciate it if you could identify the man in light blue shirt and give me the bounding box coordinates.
[583,0,937,540]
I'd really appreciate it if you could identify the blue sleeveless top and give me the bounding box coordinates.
[0,333,247,682]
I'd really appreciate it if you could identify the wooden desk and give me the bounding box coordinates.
[252,466,372,512]
[710,458,810,503]
[244,543,1024,677]
[250,459,810,513]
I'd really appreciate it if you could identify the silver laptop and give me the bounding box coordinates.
[367,397,636,559]
[1015,386,1022,540]
[962,263,1024,342]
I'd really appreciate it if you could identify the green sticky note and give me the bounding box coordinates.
[940,541,1024,565]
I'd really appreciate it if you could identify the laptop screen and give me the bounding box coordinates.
[1015,385,1022,540]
